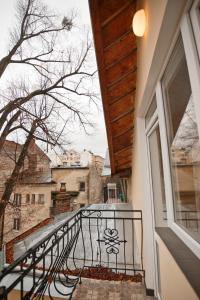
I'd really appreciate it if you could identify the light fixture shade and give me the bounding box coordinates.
[132,9,146,37]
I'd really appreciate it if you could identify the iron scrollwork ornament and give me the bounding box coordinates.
[97,228,127,254]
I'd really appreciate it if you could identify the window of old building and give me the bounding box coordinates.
[26,194,30,204]
[79,182,85,191]
[13,218,20,230]
[14,194,22,206]
[31,194,36,204]
[107,183,117,200]
[38,194,45,204]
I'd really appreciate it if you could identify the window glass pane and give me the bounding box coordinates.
[38,194,44,204]
[162,35,200,242]
[149,126,167,226]
[31,194,35,204]
[80,182,85,191]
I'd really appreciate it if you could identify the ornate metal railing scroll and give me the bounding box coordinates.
[78,209,144,277]
[0,212,83,300]
[0,208,144,299]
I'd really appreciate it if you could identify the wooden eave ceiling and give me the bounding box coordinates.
[89,0,137,176]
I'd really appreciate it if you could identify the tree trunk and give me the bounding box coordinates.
[0,111,21,154]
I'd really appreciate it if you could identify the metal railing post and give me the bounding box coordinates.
[0,286,7,300]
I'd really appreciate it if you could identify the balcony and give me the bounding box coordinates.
[0,205,146,299]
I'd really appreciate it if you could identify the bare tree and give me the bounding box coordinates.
[0,0,72,78]
[0,0,99,249]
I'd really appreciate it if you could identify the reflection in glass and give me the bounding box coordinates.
[149,126,167,227]
[162,35,200,242]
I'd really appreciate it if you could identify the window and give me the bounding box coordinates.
[148,125,167,227]
[38,194,45,204]
[13,218,20,230]
[14,194,21,206]
[79,182,85,191]
[162,35,200,242]
[107,183,117,200]
[108,189,116,199]
[26,194,30,204]
[31,194,36,204]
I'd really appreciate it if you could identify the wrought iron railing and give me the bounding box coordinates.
[0,208,143,299]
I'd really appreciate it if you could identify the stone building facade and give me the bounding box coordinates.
[1,140,56,243]
[1,142,104,243]
[51,154,104,210]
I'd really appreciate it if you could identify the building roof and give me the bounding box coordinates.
[51,166,89,170]
[89,0,136,176]
[3,139,51,162]
[19,170,56,185]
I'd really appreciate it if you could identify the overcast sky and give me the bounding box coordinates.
[0,0,108,158]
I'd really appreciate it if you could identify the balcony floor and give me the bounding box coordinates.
[73,279,154,300]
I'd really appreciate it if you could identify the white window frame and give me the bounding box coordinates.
[153,11,200,259]
[144,100,161,299]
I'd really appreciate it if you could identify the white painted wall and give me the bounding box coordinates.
[156,234,198,300]
[131,0,198,297]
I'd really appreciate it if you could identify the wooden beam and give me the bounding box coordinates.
[113,146,133,157]
[106,51,137,85]
[102,5,136,48]
[108,71,137,102]
[113,126,134,139]
[112,113,134,137]
[109,92,134,120]
[107,67,137,89]
[111,107,134,123]
[109,88,136,106]
[101,2,133,28]
[105,48,137,71]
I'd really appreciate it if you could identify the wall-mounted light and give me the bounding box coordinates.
[132,9,146,37]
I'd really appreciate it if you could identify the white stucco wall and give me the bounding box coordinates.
[131,0,197,297]
[156,235,198,300]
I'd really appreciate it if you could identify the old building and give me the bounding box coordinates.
[59,149,81,167]
[51,153,104,210]
[1,140,56,243]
